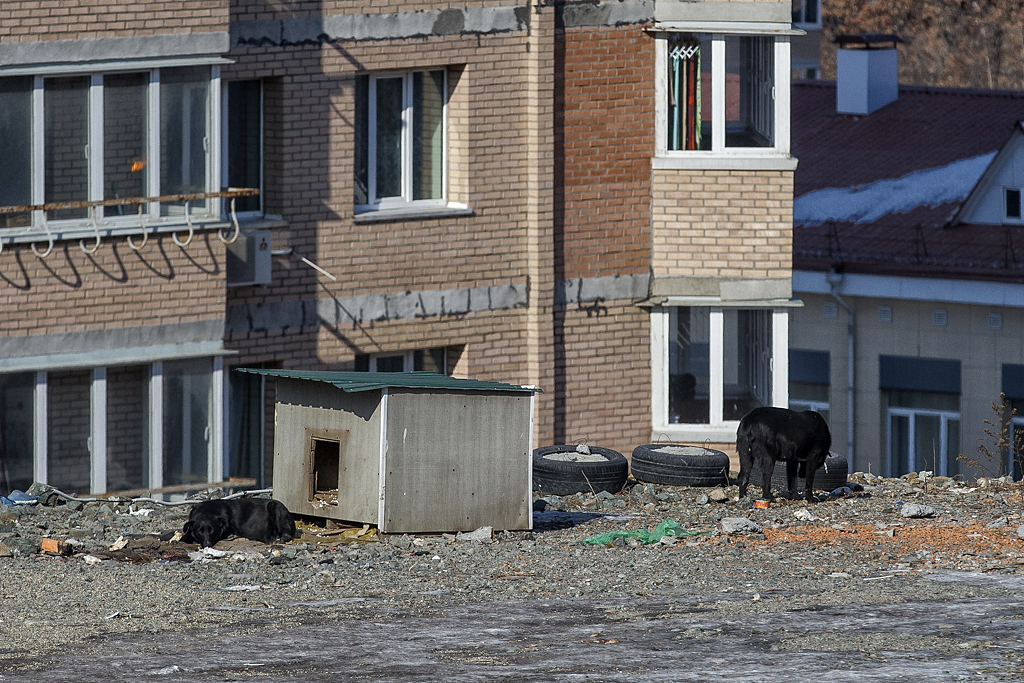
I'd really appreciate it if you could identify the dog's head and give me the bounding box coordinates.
[183,513,229,549]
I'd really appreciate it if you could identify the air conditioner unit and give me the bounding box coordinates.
[226,230,272,287]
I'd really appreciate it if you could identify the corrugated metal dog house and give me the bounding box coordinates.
[238,369,540,533]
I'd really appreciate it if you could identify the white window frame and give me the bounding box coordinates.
[885,407,960,478]
[650,306,789,442]
[791,0,821,29]
[357,70,449,214]
[4,64,221,241]
[654,31,792,160]
[25,356,225,495]
[367,351,415,373]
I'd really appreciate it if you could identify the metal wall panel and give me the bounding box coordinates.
[382,389,532,533]
[273,378,382,524]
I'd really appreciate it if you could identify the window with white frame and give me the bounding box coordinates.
[663,33,778,153]
[354,70,446,212]
[355,348,451,374]
[661,307,776,428]
[886,390,960,478]
[0,66,220,232]
[791,0,820,27]
[0,358,225,497]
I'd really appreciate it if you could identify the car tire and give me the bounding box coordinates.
[751,452,849,495]
[630,444,731,487]
[532,445,629,496]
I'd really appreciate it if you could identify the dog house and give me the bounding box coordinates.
[238,369,539,533]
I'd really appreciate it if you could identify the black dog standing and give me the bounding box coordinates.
[182,498,297,548]
[736,407,832,502]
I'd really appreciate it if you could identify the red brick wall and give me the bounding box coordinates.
[556,25,654,280]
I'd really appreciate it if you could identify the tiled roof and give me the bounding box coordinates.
[792,80,1024,282]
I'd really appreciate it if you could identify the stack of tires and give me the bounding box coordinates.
[630,444,730,487]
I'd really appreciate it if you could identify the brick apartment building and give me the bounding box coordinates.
[0,0,799,496]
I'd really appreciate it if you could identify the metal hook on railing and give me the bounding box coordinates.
[80,205,102,255]
[218,197,240,244]
[31,211,54,259]
[127,204,149,251]
[172,200,194,247]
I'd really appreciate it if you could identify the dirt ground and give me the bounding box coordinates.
[1,471,1023,680]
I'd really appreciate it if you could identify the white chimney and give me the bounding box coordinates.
[835,34,901,115]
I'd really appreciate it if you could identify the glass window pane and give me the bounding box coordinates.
[887,390,960,411]
[945,418,960,479]
[413,70,444,200]
[376,355,405,373]
[0,373,35,495]
[161,66,209,215]
[229,368,262,484]
[669,307,710,424]
[375,76,403,199]
[45,76,90,220]
[104,73,149,218]
[889,413,910,477]
[0,77,33,229]
[725,36,774,148]
[227,80,261,213]
[667,34,711,151]
[354,75,369,205]
[1013,423,1024,481]
[723,309,772,421]
[915,414,942,474]
[47,370,91,495]
[106,365,150,492]
[162,359,212,486]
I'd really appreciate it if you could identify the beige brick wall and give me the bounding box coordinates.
[554,302,651,458]
[0,0,227,41]
[651,169,793,279]
[0,237,225,338]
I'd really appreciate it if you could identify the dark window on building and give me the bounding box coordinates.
[1005,187,1021,220]
[227,80,262,213]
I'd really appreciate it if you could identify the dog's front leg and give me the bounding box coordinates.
[803,467,817,503]
[760,463,774,500]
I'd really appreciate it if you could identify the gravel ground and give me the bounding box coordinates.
[1,471,1023,674]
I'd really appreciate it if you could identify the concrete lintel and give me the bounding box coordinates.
[0,341,234,374]
[555,273,652,305]
[227,283,529,335]
[231,7,527,47]
[0,319,225,363]
[652,155,799,171]
[650,276,793,301]
[0,32,229,68]
[653,1,791,24]
[559,0,655,28]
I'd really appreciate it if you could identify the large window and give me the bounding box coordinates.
[663,307,777,429]
[0,373,34,495]
[0,66,218,231]
[354,70,446,212]
[886,391,960,478]
[664,33,777,153]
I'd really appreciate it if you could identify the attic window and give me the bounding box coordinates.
[1006,188,1022,220]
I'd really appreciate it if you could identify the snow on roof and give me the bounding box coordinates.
[793,151,997,226]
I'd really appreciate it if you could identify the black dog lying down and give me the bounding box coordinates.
[736,407,832,502]
[182,498,296,548]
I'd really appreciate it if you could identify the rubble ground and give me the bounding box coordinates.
[1,471,1023,673]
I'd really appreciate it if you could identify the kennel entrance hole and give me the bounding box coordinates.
[308,430,349,507]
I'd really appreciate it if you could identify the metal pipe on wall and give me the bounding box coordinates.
[828,269,856,471]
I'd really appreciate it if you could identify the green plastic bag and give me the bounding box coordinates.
[582,518,706,546]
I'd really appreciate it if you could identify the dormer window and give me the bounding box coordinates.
[1005,187,1021,220]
